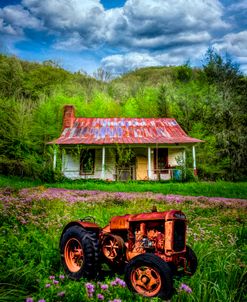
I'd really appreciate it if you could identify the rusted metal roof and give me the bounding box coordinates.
[51,117,202,145]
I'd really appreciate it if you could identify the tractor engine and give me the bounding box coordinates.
[102,209,187,263]
[129,222,165,255]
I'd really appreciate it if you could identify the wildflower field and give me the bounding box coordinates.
[0,185,246,302]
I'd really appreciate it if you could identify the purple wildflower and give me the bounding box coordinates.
[110,280,117,286]
[100,284,108,291]
[49,275,55,280]
[59,275,65,279]
[14,187,247,209]
[53,280,59,285]
[109,300,121,302]
[85,283,94,291]
[179,283,192,293]
[38,300,46,302]
[97,293,104,300]
[26,298,34,302]
[116,278,126,287]
[85,282,95,298]
[111,278,126,287]
[57,291,65,297]
[45,283,51,288]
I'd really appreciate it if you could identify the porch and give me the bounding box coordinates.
[54,145,197,181]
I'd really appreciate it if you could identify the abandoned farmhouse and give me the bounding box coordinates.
[50,105,202,181]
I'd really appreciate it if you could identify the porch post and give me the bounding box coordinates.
[183,149,186,168]
[148,147,152,180]
[192,145,197,175]
[101,146,105,179]
[53,148,57,171]
[183,148,186,179]
[61,148,65,173]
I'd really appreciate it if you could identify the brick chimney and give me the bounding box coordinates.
[62,105,75,130]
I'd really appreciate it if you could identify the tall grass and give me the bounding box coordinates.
[0,187,246,302]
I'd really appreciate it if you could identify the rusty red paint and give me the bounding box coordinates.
[108,210,186,227]
[51,117,202,145]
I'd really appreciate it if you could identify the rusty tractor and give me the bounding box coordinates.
[60,209,197,299]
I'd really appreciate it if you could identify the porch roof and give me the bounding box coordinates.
[51,117,203,145]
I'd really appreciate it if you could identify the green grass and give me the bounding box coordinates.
[0,187,246,302]
[0,175,41,189]
[0,175,247,199]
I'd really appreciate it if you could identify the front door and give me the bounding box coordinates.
[136,156,148,180]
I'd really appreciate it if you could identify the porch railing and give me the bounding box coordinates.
[62,167,189,181]
[152,168,183,180]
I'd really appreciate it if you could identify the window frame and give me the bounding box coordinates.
[80,149,95,175]
[154,148,169,174]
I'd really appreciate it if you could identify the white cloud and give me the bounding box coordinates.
[0,19,17,35]
[104,0,228,49]
[101,52,160,74]
[212,30,247,73]
[0,4,42,35]
[10,0,227,51]
[22,0,105,46]
[53,32,88,51]
[227,0,247,11]
[213,30,247,57]
[101,44,207,74]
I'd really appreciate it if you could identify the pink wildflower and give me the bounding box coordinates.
[85,282,95,298]
[110,280,117,286]
[26,298,34,302]
[45,283,51,288]
[57,291,65,297]
[97,293,104,300]
[179,283,192,293]
[111,278,126,287]
[100,284,108,291]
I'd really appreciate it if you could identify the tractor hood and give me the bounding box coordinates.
[109,210,186,230]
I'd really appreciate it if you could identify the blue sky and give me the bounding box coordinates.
[0,0,246,74]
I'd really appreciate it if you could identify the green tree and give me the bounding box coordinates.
[157,84,170,117]
[203,49,247,179]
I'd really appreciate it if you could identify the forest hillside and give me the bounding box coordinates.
[0,50,246,181]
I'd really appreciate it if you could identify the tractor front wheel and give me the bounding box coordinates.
[60,225,99,280]
[185,245,198,275]
[125,253,173,300]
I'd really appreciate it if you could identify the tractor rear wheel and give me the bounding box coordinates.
[60,225,99,280]
[125,253,173,300]
[185,245,198,275]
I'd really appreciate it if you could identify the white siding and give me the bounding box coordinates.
[63,148,116,180]
[62,150,80,179]
[168,148,183,167]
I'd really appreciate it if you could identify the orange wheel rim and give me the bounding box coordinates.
[64,238,84,272]
[103,237,119,260]
[130,266,162,297]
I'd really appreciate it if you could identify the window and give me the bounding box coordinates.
[80,149,95,174]
[154,148,168,174]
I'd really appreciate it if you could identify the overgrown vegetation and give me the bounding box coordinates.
[0,175,247,199]
[0,49,246,181]
[0,187,246,301]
